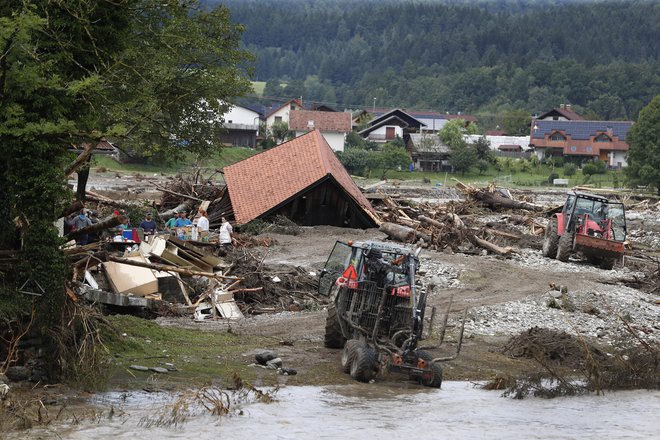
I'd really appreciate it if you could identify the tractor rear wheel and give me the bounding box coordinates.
[341,340,360,373]
[324,303,346,349]
[556,231,574,262]
[416,350,443,388]
[350,346,377,383]
[542,218,559,258]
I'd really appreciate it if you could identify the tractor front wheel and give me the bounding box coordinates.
[341,340,360,373]
[556,231,574,262]
[416,350,443,388]
[542,218,559,258]
[350,346,377,383]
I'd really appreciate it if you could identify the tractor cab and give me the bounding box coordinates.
[317,240,418,298]
[543,190,627,270]
[559,192,626,242]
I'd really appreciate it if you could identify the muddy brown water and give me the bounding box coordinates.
[9,382,659,439]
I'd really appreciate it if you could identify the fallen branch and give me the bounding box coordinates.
[66,216,121,240]
[106,255,240,281]
[65,143,97,177]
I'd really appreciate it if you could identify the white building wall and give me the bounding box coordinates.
[266,107,292,128]
[224,105,259,126]
[294,131,346,152]
[610,151,628,168]
[367,125,403,142]
[323,132,346,152]
[464,135,531,150]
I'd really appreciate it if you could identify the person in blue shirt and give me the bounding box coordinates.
[173,211,192,228]
[139,213,158,235]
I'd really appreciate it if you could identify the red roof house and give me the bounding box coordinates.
[222,130,379,228]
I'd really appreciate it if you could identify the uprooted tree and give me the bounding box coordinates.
[0,0,253,382]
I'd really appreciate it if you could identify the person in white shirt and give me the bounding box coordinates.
[219,216,233,248]
[197,208,209,233]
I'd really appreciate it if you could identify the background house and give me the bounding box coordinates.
[264,98,304,129]
[529,120,633,168]
[465,134,531,158]
[358,109,424,144]
[536,104,584,121]
[408,133,450,172]
[289,109,352,152]
[218,104,261,148]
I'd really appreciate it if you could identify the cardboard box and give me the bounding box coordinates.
[103,255,159,296]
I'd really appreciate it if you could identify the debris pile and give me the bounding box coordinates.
[156,170,231,228]
[371,181,549,256]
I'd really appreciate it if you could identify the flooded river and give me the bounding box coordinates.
[10,382,659,439]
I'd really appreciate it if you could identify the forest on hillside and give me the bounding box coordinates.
[214,0,659,128]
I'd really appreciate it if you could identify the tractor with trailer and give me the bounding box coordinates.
[318,240,464,387]
[542,190,627,270]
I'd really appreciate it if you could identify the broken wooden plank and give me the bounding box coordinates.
[106,255,240,280]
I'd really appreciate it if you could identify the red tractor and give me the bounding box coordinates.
[318,240,464,387]
[542,191,627,270]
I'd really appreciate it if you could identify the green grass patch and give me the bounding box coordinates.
[92,147,258,175]
[367,165,626,190]
[251,81,266,96]
[103,315,272,389]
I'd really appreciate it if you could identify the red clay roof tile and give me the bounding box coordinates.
[289,110,352,132]
[223,130,378,225]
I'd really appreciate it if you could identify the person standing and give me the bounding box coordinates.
[139,212,158,236]
[73,210,92,245]
[165,212,177,233]
[174,211,192,228]
[219,216,233,248]
[196,208,210,241]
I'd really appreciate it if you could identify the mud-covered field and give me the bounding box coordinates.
[78,172,660,384]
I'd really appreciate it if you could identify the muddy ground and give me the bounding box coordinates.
[157,222,659,384]
[76,171,660,385]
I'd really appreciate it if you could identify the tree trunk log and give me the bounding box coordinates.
[59,200,84,219]
[379,222,416,242]
[471,190,544,211]
[419,215,444,228]
[76,163,90,201]
[64,144,97,177]
[159,202,191,220]
[468,235,515,256]
[66,216,120,240]
[156,185,204,202]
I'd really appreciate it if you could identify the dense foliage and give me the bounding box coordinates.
[0,0,252,380]
[625,95,660,194]
[221,0,659,123]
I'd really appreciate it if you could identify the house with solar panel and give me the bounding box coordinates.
[530,105,633,168]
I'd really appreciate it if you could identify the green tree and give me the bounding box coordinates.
[563,163,578,177]
[269,121,293,145]
[473,135,493,163]
[336,149,370,175]
[345,131,367,149]
[0,0,252,381]
[501,109,532,136]
[626,95,660,194]
[439,119,478,175]
[376,141,410,178]
[439,119,478,147]
[449,143,477,175]
[582,160,607,178]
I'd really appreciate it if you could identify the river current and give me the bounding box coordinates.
[9,382,659,439]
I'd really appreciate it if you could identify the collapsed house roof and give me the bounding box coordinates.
[223,130,380,228]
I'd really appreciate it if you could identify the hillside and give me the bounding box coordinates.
[217,0,660,123]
